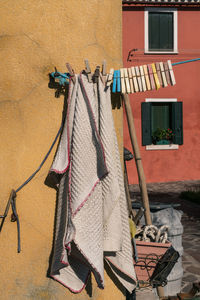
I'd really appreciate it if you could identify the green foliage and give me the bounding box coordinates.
[152,128,174,143]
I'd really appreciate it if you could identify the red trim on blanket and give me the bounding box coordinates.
[50,271,90,294]
[60,249,70,266]
[50,167,69,174]
[72,178,101,217]
[60,260,69,266]
[65,244,71,251]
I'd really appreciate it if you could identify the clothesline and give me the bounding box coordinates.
[172,57,200,66]
[51,57,200,94]
[15,56,200,196]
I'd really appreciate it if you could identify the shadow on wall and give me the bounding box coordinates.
[111,92,122,110]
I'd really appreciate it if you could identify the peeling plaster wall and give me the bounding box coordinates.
[0,1,124,299]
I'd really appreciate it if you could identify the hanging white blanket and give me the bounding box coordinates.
[47,72,136,293]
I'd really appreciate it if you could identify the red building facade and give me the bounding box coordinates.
[122,2,200,184]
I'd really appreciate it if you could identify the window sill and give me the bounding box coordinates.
[146,144,179,150]
[144,51,178,55]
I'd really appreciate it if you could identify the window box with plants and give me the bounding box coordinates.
[152,128,174,145]
[141,101,183,147]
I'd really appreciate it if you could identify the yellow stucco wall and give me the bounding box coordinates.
[0,1,124,299]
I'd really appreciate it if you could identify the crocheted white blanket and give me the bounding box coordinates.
[48,73,136,293]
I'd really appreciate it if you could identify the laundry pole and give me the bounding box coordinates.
[122,93,166,298]
[122,93,152,226]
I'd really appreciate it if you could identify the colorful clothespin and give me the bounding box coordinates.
[84,59,92,83]
[131,67,139,93]
[120,68,126,94]
[52,69,69,86]
[135,66,143,92]
[152,63,160,90]
[167,60,176,86]
[116,70,121,92]
[155,62,163,87]
[66,63,76,83]
[112,70,118,93]
[106,68,114,87]
[139,66,147,92]
[164,62,171,85]
[159,62,168,88]
[128,68,134,93]
[147,64,155,90]
[124,68,131,93]
[143,65,151,91]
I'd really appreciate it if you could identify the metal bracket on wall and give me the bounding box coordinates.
[127,48,138,62]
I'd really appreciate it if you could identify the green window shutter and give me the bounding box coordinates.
[141,102,152,146]
[151,103,170,133]
[149,12,160,51]
[149,12,173,51]
[172,102,183,145]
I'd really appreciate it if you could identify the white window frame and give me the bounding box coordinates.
[144,7,178,54]
[145,98,179,150]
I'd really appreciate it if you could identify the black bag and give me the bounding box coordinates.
[150,246,180,287]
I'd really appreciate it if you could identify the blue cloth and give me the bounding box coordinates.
[51,72,70,86]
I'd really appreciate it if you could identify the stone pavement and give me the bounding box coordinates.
[129,180,200,294]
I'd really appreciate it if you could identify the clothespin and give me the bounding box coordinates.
[135,66,143,92]
[84,59,92,83]
[152,63,160,90]
[120,68,126,94]
[124,68,131,93]
[102,60,107,84]
[143,65,151,91]
[167,60,176,86]
[164,62,171,85]
[112,70,117,93]
[66,63,76,84]
[106,68,114,87]
[147,64,155,90]
[139,66,147,92]
[155,62,163,87]
[93,66,100,83]
[128,68,134,93]
[131,67,139,93]
[160,62,168,87]
[117,70,121,92]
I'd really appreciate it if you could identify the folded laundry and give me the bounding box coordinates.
[46,72,136,293]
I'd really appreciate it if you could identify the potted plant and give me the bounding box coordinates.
[152,128,174,145]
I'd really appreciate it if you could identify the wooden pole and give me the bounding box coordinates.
[122,93,165,298]
[124,161,136,219]
[122,93,152,225]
